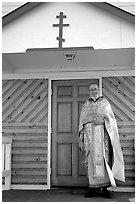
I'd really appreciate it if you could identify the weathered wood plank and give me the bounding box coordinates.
[103,79,134,111]
[124,165,135,170]
[127,76,135,84]
[125,171,135,177]
[123,157,135,163]
[14,81,47,122]
[12,156,47,162]
[10,82,47,122]
[103,76,135,123]
[2,80,40,121]
[34,105,48,123]
[2,128,48,134]
[2,80,10,89]
[26,96,48,122]
[120,134,135,140]
[17,87,48,122]
[39,113,48,123]
[13,142,48,148]
[118,128,135,134]
[124,76,135,87]
[123,149,134,155]
[108,77,135,103]
[2,122,48,127]
[103,88,134,120]
[121,142,134,148]
[103,95,127,121]
[3,80,23,104]
[2,80,18,99]
[128,76,135,84]
[117,180,135,187]
[3,79,48,123]
[118,76,135,93]
[12,177,47,184]
[12,169,47,176]
[2,79,29,107]
[12,163,47,169]
[110,104,127,121]
[6,135,48,140]
[12,149,48,154]
[117,121,135,126]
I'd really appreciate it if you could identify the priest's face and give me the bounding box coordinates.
[89,84,99,98]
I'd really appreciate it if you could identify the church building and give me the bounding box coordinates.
[2,2,135,190]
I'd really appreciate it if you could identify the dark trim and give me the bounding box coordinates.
[2,2,42,26]
[92,2,135,24]
[2,2,135,26]
[26,46,94,52]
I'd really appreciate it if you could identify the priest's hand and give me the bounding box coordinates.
[93,116,104,126]
[79,141,85,155]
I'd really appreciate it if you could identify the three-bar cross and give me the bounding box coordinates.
[53,12,69,48]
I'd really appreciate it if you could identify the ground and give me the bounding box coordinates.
[2,188,135,202]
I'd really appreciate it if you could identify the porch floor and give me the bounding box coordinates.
[2,188,135,202]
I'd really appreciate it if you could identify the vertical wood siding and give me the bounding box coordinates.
[102,76,135,187]
[2,79,48,185]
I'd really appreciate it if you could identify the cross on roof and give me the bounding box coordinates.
[53,12,69,48]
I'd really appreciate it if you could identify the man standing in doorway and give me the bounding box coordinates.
[79,84,125,198]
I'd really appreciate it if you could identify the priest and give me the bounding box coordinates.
[79,83,125,198]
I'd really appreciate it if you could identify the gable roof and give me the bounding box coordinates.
[2,2,26,17]
[2,2,135,26]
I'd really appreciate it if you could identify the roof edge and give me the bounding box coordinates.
[91,2,135,24]
[26,46,94,52]
[2,2,41,26]
[3,47,135,55]
[2,2,135,26]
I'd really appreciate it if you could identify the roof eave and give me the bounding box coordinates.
[91,2,135,24]
[2,2,135,26]
[2,2,41,26]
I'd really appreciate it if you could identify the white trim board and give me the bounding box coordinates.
[47,79,52,190]
[11,185,49,190]
[108,187,135,192]
[2,70,135,80]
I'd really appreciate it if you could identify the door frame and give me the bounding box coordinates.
[50,76,102,187]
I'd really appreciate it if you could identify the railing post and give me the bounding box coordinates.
[2,137,12,191]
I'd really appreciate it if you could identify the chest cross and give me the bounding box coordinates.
[53,12,69,48]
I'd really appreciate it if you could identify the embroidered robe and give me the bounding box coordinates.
[79,97,125,188]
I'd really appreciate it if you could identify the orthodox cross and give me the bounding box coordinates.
[53,12,69,48]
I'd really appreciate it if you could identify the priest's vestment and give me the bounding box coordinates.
[79,97,125,188]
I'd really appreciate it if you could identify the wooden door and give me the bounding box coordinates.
[51,79,99,186]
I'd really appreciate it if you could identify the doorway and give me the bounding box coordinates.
[51,79,99,186]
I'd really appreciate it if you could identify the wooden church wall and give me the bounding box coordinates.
[102,76,135,187]
[2,79,48,186]
[2,76,135,187]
